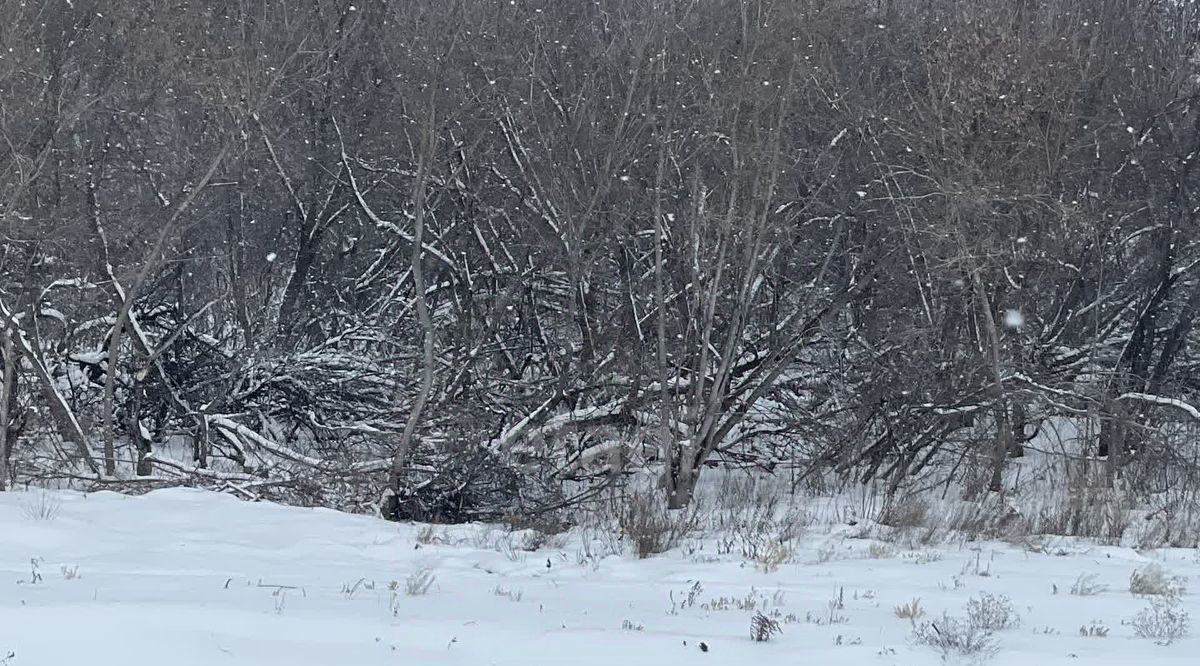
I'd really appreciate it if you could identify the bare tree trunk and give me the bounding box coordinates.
[1009,398,1027,457]
[973,272,1011,493]
[100,327,119,475]
[667,457,697,510]
[129,383,152,476]
[385,114,438,515]
[653,126,677,507]
[1100,398,1124,487]
[0,328,15,490]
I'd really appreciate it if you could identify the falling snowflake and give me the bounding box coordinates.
[266,252,278,263]
[1003,309,1024,329]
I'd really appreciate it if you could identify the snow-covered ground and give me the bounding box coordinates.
[1,488,1197,665]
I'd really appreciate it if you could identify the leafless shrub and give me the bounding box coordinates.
[708,476,807,561]
[405,566,436,596]
[911,614,999,659]
[341,578,375,600]
[518,530,551,552]
[502,509,570,536]
[1031,484,1132,544]
[1138,490,1200,548]
[754,540,793,573]
[415,525,447,546]
[20,490,61,521]
[806,588,849,626]
[751,611,782,642]
[878,495,929,529]
[491,533,527,563]
[1129,599,1190,644]
[965,593,1020,630]
[812,542,841,564]
[616,488,700,558]
[960,551,994,577]
[867,542,897,559]
[1070,572,1108,596]
[894,598,925,622]
[901,550,944,565]
[492,585,522,602]
[1129,563,1187,598]
[668,581,704,615]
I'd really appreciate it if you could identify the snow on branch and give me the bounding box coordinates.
[1117,392,1200,420]
[209,416,326,468]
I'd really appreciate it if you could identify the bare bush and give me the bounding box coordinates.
[415,525,448,546]
[20,490,61,521]
[751,612,782,642]
[1129,563,1187,598]
[894,598,925,622]
[868,543,897,559]
[911,614,999,659]
[616,488,700,558]
[966,593,1021,630]
[878,495,930,529]
[1129,599,1190,644]
[708,476,806,561]
[404,567,436,596]
[754,540,794,573]
[1070,572,1108,596]
[1027,472,1133,544]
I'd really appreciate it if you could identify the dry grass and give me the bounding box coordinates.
[894,597,925,622]
[878,494,929,529]
[615,487,700,558]
[404,566,436,596]
[754,540,794,573]
[20,490,62,521]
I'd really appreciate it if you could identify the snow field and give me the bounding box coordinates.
[1,488,1197,665]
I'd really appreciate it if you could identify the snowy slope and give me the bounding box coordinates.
[1,488,1196,665]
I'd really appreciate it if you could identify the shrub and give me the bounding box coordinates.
[386,446,529,523]
[894,598,925,622]
[754,540,793,573]
[492,585,522,602]
[751,612,782,642]
[404,566,436,596]
[966,593,1020,630]
[20,490,61,521]
[708,476,805,561]
[1129,563,1187,598]
[868,543,897,559]
[415,525,449,546]
[616,488,699,558]
[912,614,999,658]
[1070,572,1108,596]
[1130,599,1190,644]
[878,495,929,529]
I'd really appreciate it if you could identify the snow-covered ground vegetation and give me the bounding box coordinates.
[2,483,1198,666]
